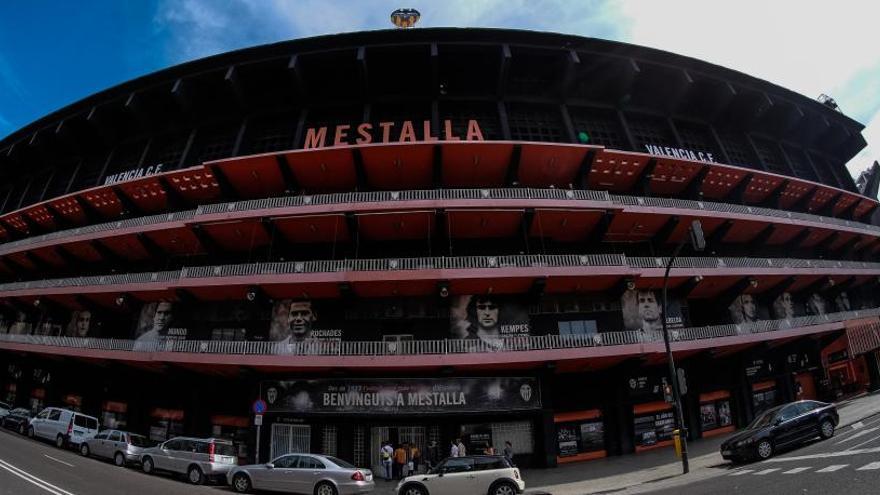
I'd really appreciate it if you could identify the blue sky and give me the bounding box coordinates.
[2,0,879,179]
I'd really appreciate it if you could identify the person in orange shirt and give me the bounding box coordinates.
[410,443,421,474]
[393,443,407,480]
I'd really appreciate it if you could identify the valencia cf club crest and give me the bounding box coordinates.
[520,383,533,402]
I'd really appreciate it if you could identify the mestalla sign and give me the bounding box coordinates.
[260,377,541,414]
[303,120,485,149]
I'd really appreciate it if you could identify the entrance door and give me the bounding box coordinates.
[399,426,426,472]
[270,424,311,461]
[369,426,426,475]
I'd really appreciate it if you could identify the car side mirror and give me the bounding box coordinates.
[265,463,274,469]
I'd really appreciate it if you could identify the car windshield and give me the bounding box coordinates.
[749,406,784,429]
[12,408,30,416]
[129,434,151,447]
[325,456,355,469]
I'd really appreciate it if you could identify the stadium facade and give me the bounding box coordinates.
[2,28,880,469]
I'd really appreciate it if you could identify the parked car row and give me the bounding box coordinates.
[0,405,526,494]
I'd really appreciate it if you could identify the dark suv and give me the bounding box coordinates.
[721,400,839,463]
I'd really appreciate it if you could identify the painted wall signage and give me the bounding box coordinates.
[260,377,541,414]
[304,120,485,149]
[644,144,715,163]
[103,164,165,186]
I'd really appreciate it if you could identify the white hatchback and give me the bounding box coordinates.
[396,455,524,495]
[28,407,100,448]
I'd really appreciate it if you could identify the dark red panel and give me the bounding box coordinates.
[284,148,357,192]
[801,229,835,248]
[144,227,203,256]
[351,280,437,298]
[5,252,36,270]
[777,182,815,210]
[441,142,513,187]
[79,188,124,218]
[116,177,168,213]
[741,173,784,204]
[854,198,877,219]
[447,209,523,238]
[649,159,703,196]
[3,213,30,234]
[261,283,341,300]
[529,209,602,242]
[214,155,286,199]
[833,192,861,216]
[700,167,749,200]
[722,220,770,243]
[588,149,650,192]
[449,277,536,296]
[47,196,88,224]
[605,212,671,242]
[686,276,742,298]
[766,225,803,245]
[273,214,351,243]
[61,241,103,263]
[24,205,57,230]
[356,211,435,241]
[165,167,222,203]
[806,188,838,213]
[544,275,622,293]
[200,220,271,251]
[360,143,434,190]
[100,235,152,261]
[30,247,69,268]
[518,144,590,187]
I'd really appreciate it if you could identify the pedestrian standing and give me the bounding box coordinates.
[456,438,467,457]
[427,440,439,471]
[450,439,459,458]
[503,440,514,465]
[411,442,421,473]
[381,441,394,481]
[485,442,496,455]
[393,443,406,479]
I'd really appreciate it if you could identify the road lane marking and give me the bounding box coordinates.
[815,464,848,473]
[42,455,74,467]
[754,468,780,475]
[767,446,880,462]
[729,470,754,476]
[835,427,879,444]
[846,433,880,450]
[857,462,880,470]
[852,421,865,429]
[782,467,811,474]
[0,459,77,495]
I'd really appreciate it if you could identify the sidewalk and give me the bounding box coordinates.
[522,392,880,495]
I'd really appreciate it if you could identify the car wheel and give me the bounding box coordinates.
[491,481,518,495]
[80,443,90,457]
[187,465,205,485]
[142,457,154,474]
[114,452,125,467]
[232,473,252,493]
[755,439,773,460]
[820,419,836,439]
[314,481,338,495]
[401,484,427,495]
[55,435,66,449]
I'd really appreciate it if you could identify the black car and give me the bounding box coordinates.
[721,400,838,463]
[1,407,34,435]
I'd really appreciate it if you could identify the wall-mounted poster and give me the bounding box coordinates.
[729,294,760,324]
[449,295,530,349]
[834,292,852,312]
[65,310,94,338]
[269,300,343,344]
[621,289,683,332]
[771,292,795,320]
[134,301,183,342]
[806,293,827,316]
[8,311,35,335]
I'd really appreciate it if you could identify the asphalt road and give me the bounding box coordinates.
[649,413,880,495]
[0,427,230,495]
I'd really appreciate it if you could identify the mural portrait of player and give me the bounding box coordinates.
[729,294,759,324]
[9,311,35,336]
[34,313,63,336]
[621,289,683,332]
[66,310,93,338]
[134,301,179,342]
[771,292,795,320]
[806,293,827,316]
[449,295,530,348]
[835,292,852,312]
[269,300,343,344]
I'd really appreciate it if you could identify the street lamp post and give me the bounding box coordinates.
[661,219,705,475]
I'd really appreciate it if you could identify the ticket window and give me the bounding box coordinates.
[751,381,778,416]
[633,402,675,453]
[101,401,128,429]
[554,410,606,463]
[698,391,734,437]
[211,416,250,463]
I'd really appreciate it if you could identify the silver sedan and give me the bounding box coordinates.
[228,453,374,494]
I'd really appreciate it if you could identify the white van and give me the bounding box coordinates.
[28,407,100,448]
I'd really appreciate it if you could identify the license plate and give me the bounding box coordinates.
[721,450,731,456]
